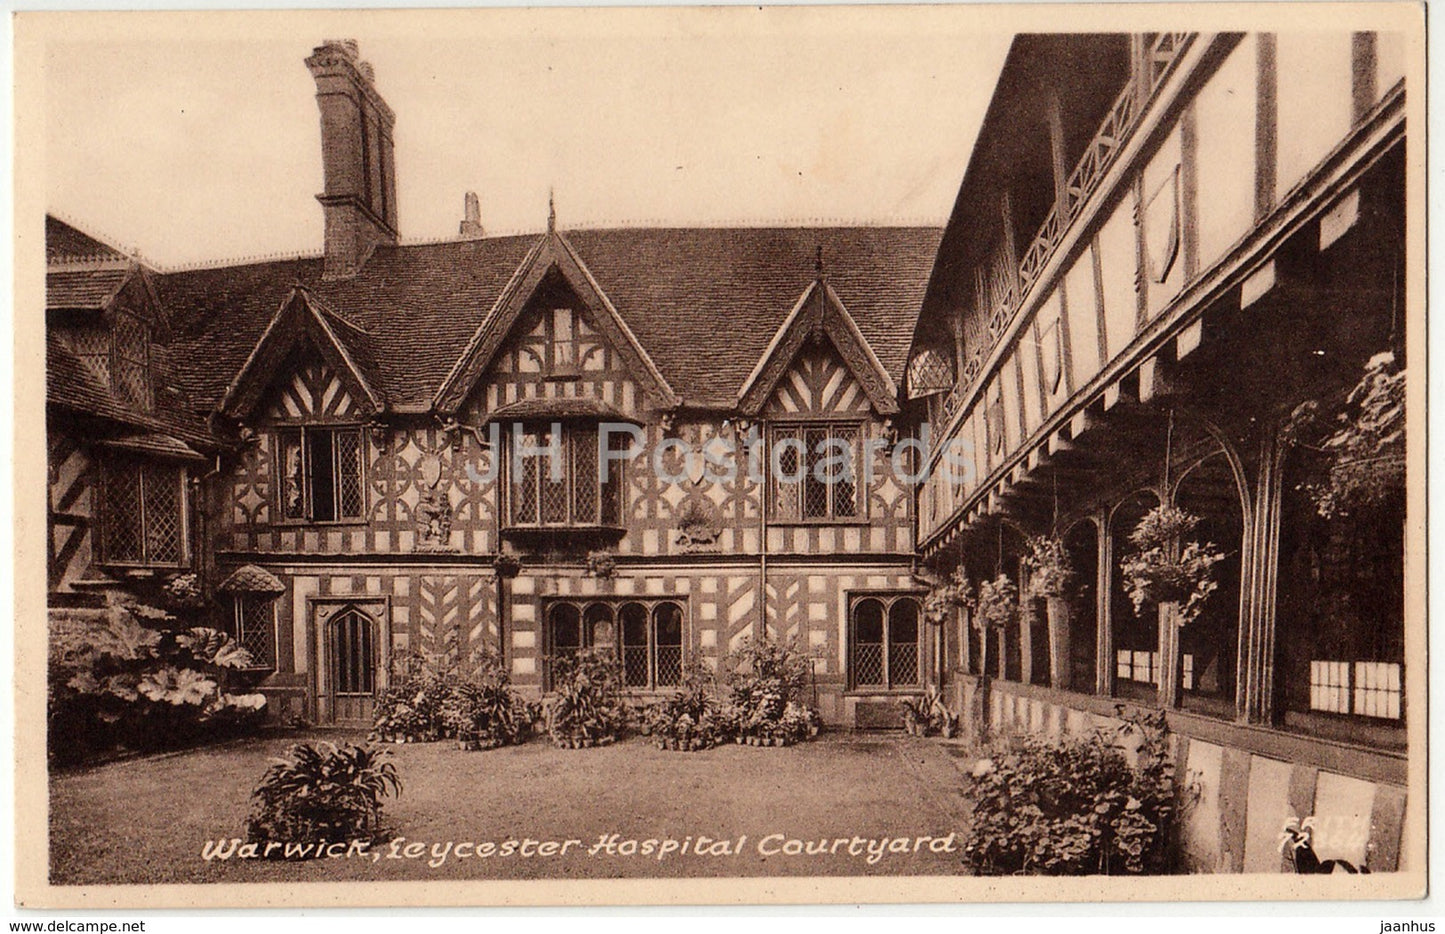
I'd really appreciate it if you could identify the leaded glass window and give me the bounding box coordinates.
[849,594,923,690]
[274,427,365,522]
[771,423,862,521]
[101,458,185,566]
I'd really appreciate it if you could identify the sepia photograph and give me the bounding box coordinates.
[12,3,1428,909]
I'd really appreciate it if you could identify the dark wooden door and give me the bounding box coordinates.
[325,606,376,725]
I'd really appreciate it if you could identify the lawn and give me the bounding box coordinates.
[49,731,974,884]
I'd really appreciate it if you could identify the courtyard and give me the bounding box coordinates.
[49,731,974,885]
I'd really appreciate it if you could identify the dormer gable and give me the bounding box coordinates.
[218,287,383,423]
[737,279,899,418]
[433,230,678,416]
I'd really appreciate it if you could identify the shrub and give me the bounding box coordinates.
[719,636,821,746]
[963,713,1178,875]
[48,606,268,765]
[542,650,627,748]
[245,742,401,851]
[370,651,453,742]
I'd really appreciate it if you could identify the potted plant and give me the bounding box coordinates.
[244,742,402,854]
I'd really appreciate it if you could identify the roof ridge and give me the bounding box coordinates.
[159,250,324,274]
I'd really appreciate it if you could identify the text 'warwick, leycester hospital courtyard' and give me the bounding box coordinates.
[42,24,1414,888]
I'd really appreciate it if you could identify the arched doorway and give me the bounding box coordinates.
[320,604,380,725]
[1172,450,1246,719]
[1109,490,1162,703]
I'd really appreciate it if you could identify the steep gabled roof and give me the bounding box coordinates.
[434,231,678,415]
[218,287,385,420]
[46,265,133,311]
[156,225,940,414]
[46,216,129,264]
[737,278,899,417]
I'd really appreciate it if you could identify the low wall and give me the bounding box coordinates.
[951,674,1409,874]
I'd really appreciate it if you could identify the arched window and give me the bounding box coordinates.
[546,598,686,691]
[619,602,650,687]
[548,602,582,657]
[849,594,923,690]
[652,602,684,688]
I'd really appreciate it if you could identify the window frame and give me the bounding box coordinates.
[231,594,279,671]
[98,456,188,569]
[847,591,926,692]
[506,422,625,529]
[273,425,368,525]
[769,420,866,524]
[543,597,686,692]
[110,309,153,411]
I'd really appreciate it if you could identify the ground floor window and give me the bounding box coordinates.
[545,599,683,690]
[1278,468,1404,742]
[230,594,277,669]
[849,594,922,690]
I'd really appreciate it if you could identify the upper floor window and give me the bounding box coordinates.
[509,422,625,528]
[771,423,861,522]
[276,426,366,523]
[67,311,152,411]
[100,457,185,567]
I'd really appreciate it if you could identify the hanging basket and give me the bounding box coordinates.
[1119,506,1226,626]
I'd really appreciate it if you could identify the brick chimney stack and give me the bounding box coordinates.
[306,40,398,280]
[459,191,484,239]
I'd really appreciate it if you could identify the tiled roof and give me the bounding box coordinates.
[158,226,940,412]
[46,266,132,311]
[157,235,538,411]
[217,564,286,594]
[46,216,128,263]
[47,334,216,449]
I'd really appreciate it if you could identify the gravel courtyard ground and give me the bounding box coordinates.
[50,731,973,884]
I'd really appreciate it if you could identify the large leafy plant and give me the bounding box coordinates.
[1284,350,1405,519]
[48,606,268,764]
[963,712,1180,875]
[245,742,401,850]
[1118,505,1225,626]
